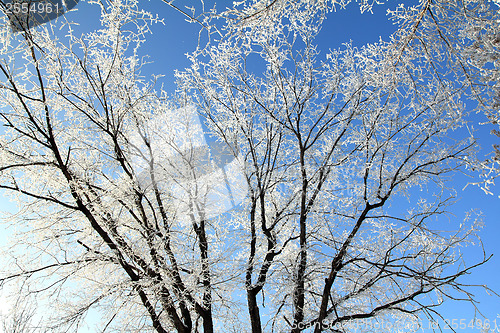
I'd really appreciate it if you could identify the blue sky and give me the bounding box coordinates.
[0,0,499,331]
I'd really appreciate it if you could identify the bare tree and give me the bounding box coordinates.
[0,0,497,332]
[178,0,498,332]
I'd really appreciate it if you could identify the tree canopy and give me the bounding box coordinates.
[0,0,499,332]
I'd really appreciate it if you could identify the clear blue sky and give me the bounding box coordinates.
[0,0,499,331]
